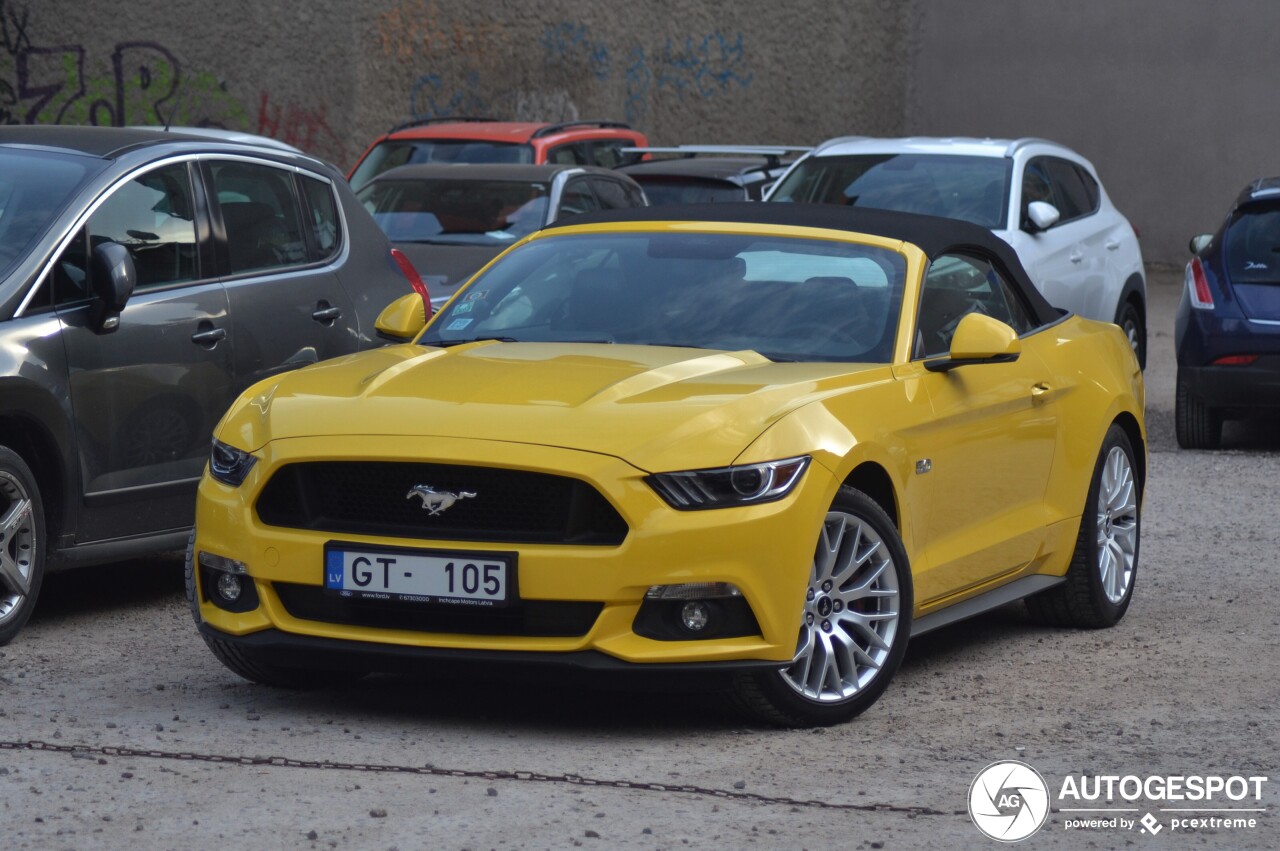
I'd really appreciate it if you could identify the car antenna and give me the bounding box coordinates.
[163,83,191,132]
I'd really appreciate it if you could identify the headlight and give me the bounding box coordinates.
[646,456,810,510]
[209,438,257,487]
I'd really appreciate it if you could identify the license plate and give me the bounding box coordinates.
[324,543,515,607]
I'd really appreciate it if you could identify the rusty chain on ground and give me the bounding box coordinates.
[1,739,953,816]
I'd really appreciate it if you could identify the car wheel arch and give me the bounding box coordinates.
[1110,411,1146,495]
[841,461,899,531]
[0,393,73,548]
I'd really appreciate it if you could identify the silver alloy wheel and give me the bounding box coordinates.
[0,471,36,626]
[1123,318,1140,356]
[780,510,901,703]
[1096,446,1138,604]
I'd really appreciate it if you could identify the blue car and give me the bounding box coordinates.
[1177,177,1280,447]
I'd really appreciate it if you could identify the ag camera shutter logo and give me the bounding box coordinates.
[969,760,1051,842]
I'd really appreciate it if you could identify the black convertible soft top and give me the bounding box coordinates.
[545,202,1062,325]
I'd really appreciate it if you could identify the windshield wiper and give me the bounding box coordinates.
[434,336,520,347]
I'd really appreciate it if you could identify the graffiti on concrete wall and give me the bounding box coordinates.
[376,3,755,129]
[0,0,346,163]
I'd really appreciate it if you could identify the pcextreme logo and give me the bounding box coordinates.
[968,762,1270,842]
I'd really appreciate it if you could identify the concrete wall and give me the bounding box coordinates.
[5,0,908,169]
[906,0,1279,264]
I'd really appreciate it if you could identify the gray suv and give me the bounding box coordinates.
[0,126,417,644]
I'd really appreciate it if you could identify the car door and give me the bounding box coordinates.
[1046,158,1112,321]
[1013,156,1090,315]
[898,252,1058,604]
[203,159,359,393]
[52,160,236,541]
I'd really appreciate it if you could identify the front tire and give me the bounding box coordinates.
[1176,372,1222,449]
[733,487,912,727]
[184,531,365,688]
[0,447,45,647]
[1027,424,1139,628]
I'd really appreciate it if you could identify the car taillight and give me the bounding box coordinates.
[391,248,432,317]
[1212,354,1260,366]
[1187,256,1214,310]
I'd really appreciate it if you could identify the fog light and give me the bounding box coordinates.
[215,573,243,603]
[681,601,710,631]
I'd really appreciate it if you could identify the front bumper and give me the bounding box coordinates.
[195,434,837,668]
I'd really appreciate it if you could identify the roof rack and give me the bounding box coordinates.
[389,116,501,133]
[622,144,812,169]
[529,120,633,139]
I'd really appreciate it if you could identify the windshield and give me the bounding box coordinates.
[358,178,550,246]
[1226,203,1280,284]
[420,231,907,363]
[0,151,94,282]
[350,140,535,188]
[770,154,1012,229]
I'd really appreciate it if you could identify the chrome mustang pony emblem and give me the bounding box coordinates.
[406,485,476,515]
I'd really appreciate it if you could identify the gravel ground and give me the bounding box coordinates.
[1,269,1276,849]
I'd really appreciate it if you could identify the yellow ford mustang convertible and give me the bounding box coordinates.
[189,204,1145,726]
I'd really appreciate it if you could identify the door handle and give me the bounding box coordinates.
[312,304,342,323]
[191,325,226,346]
[1069,250,1083,264]
[1031,382,1051,401]
[1106,240,1121,250]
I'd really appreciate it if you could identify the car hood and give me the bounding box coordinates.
[392,242,504,305]
[220,342,890,472]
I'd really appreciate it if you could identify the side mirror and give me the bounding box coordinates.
[1189,233,1212,255]
[375,293,428,342]
[1024,201,1061,233]
[925,313,1021,372]
[88,242,136,333]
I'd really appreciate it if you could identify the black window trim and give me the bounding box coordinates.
[19,156,218,316]
[199,154,349,281]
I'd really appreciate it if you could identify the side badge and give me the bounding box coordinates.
[916,459,932,475]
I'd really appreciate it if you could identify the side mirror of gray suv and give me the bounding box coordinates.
[88,242,137,333]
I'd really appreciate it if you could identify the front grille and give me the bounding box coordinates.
[274,583,602,637]
[256,462,628,545]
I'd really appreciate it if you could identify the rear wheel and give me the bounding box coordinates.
[1176,372,1222,449]
[732,487,912,727]
[0,448,44,646]
[184,532,365,688]
[1117,299,1147,370]
[1027,424,1139,628]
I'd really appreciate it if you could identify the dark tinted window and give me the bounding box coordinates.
[1075,165,1100,211]
[89,163,198,292]
[770,154,1012,229]
[0,151,92,284]
[590,140,629,169]
[300,175,341,261]
[209,161,307,275]
[357,178,550,244]
[1225,203,1280,283]
[622,180,647,207]
[549,143,590,165]
[1021,158,1055,220]
[635,176,745,205]
[349,140,534,188]
[590,177,632,209]
[915,254,1035,359]
[557,178,599,218]
[1046,158,1094,221]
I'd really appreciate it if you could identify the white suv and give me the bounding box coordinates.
[765,137,1147,366]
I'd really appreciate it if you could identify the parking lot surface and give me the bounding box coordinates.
[1,270,1276,849]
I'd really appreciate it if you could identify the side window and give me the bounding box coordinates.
[1021,158,1055,222]
[209,161,307,275]
[622,179,647,207]
[557,178,600,219]
[85,163,198,292]
[548,143,589,165]
[590,140,626,169]
[915,254,1035,359]
[590,177,631,209]
[300,175,342,261]
[1046,158,1092,222]
[1074,163,1100,213]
